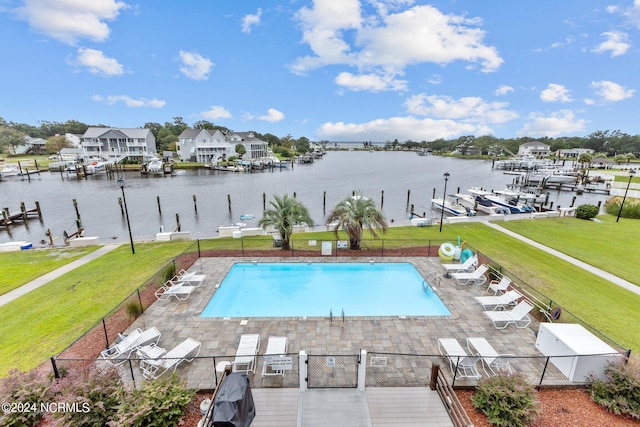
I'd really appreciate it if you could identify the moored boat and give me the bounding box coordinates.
[431,196,477,216]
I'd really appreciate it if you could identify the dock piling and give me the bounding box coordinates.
[193,195,198,214]
[157,196,162,215]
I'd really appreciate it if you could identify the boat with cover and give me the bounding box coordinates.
[468,188,536,214]
[0,163,20,177]
[454,193,509,215]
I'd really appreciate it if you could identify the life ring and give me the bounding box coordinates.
[460,248,474,263]
[438,242,456,260]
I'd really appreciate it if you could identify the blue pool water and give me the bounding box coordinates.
[201,262,451,318]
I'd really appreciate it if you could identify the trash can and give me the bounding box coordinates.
[207,373,255,427]
[272,235,283,248]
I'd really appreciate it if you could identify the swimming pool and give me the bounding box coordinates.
[201,262,451,318]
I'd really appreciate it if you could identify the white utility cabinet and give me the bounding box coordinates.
[535,323,623,382]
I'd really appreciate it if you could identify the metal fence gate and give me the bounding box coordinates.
[306,354,359,388]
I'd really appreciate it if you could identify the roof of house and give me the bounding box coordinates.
[82,127,153,139]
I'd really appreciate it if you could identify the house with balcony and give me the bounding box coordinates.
[517,141,551,157]
[80,128,157,163]
[177,129,268,164]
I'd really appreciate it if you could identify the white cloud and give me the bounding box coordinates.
[590,80,635,102]
[335,72,407,91]
[241,8,262,34]
[15,0,127,45]
[317,116,492,141]
[516,110,587,137]
[427,74,442,85]
[610,0,640,28]
[583,98,595,105]
[540,83,573,103]
[201,105,232,120]
[178,50,214,80]
[291,2,502,84]
[495,85,514,96]
[405,94,518,124]
[92,95,165,108]
[258,108,285,122]
[73,48,124,76]
[592,31,630,57]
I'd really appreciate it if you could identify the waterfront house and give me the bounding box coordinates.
[80,127,157,163]
[177,129,268,163]
[517,141,551,157]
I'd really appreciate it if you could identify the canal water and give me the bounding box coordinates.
[0,151,608,246]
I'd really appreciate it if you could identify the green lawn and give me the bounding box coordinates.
[0,247,99,295]
[496,215,639,285]
[0,241,191,375]
[0,219,638,376]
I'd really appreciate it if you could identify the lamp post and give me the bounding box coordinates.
[616,169,636,223]
[118,178,135,254]
[439,172,450,232]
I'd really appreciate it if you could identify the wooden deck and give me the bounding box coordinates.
[249,387,453,427]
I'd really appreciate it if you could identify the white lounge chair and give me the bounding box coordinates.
[154,280,195,300]
[261,336,290,378]
[474,290,523,311]
[451,264,489,286]
[100,327,161,366]
[176,270,207,287]
[487,276,511,295]
[232,334,261,373]
[484,300,534,329]
[442,255,477,273]
[466,337,514,376]
[437,338,481,380]
[140,337,201,379]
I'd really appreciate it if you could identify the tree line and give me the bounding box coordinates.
[1,116,639,158]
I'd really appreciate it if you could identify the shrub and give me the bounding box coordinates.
[471,373,540,427]
[162,263,176,283]
[575,204,599,220]
[0,369,54,427]
[109,374,194,427]
[604,197,640,219]
[50,367,123,427]
[125,300,143,319]
[589,363,640,420]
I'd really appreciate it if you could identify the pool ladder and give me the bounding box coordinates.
[329,308,345,324]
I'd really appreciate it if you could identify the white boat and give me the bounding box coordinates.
[488,190,537,214]
[148,158,163,174]
[454,193,508,215]
[86,161,107,175]
[525,170,579,185]
[431,197,477,216]
[0,163,20,177]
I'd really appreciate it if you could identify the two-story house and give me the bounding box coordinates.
[176,129,268,163]
[81,128,157,163]
[517,141,551,157]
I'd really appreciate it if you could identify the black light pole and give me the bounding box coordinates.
[616,169,636,223]
[118,178,135,254]
[439,172,450,232]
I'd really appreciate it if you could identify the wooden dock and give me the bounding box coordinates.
[0,202,42,227]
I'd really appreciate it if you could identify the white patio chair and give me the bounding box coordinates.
[100,327,161,366]
[154,280,195,300]
[261,336,290,378]
[442,255,477,273]
[451,264,489,286]
[487,276,512,295]
[140,337,201,379]
[466,337,515,376]
[232,334,261,373]
[474,290,523,311]
[437,338,481,380]
[484,300,534,329]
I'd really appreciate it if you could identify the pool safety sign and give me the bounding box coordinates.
[321,241,332,255]
[337,240,348,249]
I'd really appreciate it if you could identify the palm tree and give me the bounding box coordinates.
[325,192,388,250]
[258,194,313,250]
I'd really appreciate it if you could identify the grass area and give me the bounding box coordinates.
[0,241,191,375]
[0,219,638,375]
[0,247,99,295]
[496,215,640,286]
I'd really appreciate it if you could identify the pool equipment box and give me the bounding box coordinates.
[535,323,623,382]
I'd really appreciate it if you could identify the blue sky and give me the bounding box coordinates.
[1,1,639,142]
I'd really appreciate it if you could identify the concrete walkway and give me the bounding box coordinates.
[0,244,120,307]
[483,222,640,296]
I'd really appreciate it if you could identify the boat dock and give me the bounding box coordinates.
[1,202,43,227]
